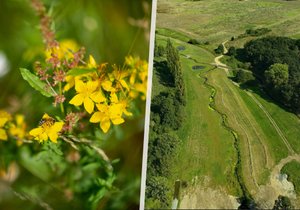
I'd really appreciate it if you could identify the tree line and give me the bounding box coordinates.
[146,39,186,208]
[231,36,300,114]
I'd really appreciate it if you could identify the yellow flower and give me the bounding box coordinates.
[110,94,132,116]
[101,80,116,92]
[90,103,124,133]
[69,80,106,114]
[45,39,79,60]
[129,82,147,100]
[9,115,27,146]
[63,55,100,92]
[109,66,130,91]
[0,111,11,141]
[87,55,97,68]
[29,114,64,143]
[119,99,133,117]
[63,75,76,92]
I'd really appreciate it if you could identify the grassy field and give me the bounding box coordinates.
[157,0,300,45]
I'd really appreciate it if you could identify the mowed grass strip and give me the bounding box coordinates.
[206,69,273,192]
[173,56,240,195]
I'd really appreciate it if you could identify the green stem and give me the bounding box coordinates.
[59,82,65,115]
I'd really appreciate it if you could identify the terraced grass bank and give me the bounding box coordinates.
[151,27,300,209]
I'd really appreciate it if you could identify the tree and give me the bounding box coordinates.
[155,45,165,57]
[273,195,293,210]
[166,39,181,85]
[227,46,236,56]
[215,44,224,54]
[265,63,289,88]
[235,70,255,84]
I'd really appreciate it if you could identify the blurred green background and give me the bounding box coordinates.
[0,0,151,209]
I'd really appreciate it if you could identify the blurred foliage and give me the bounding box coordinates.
[0,0,151,209]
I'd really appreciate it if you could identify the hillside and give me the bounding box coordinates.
[146,0,300,209]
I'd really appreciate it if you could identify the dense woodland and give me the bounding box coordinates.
[146,39,186,208]
[233,36,300,114]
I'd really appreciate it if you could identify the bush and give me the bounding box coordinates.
[187,39,200,45]
[235,70,255,84]
[215,44,224,54]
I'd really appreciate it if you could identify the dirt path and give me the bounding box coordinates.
[213,41,229,75]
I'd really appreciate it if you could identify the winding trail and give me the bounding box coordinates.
[213,41,229,75]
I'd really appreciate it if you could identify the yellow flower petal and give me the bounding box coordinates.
[90,112,103,123]
[111,117,125,125]
[88,55,97,68]
[130,74,136,85]
[15,115,24,126]
[75,80,86,93]
[29,127,43,137]
[100,120,111,133]
[0,129,7,140]
[90,91,106,103]
[110,104,123,116]
[110,93,118,103]
[50,122,64,132]
[96,104,107,112]
[101,81,114,92]
[123,110,133,117]
[69,94,85,106]
[63,76,75,92]
[48,133,58,143]
[84,97,94,114]
[86,80,99,92]
[0,118,8,127]
[42,113,51,119]
[39,133,48,142]
[120,79,129,90]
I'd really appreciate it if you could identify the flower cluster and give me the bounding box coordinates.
[61,54,147,133]
[1,0,148,145]
[0,110,27,145]
[29,113,64,143]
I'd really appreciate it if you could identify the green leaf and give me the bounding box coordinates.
[20,68,53,97]
[67,68,97,76]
